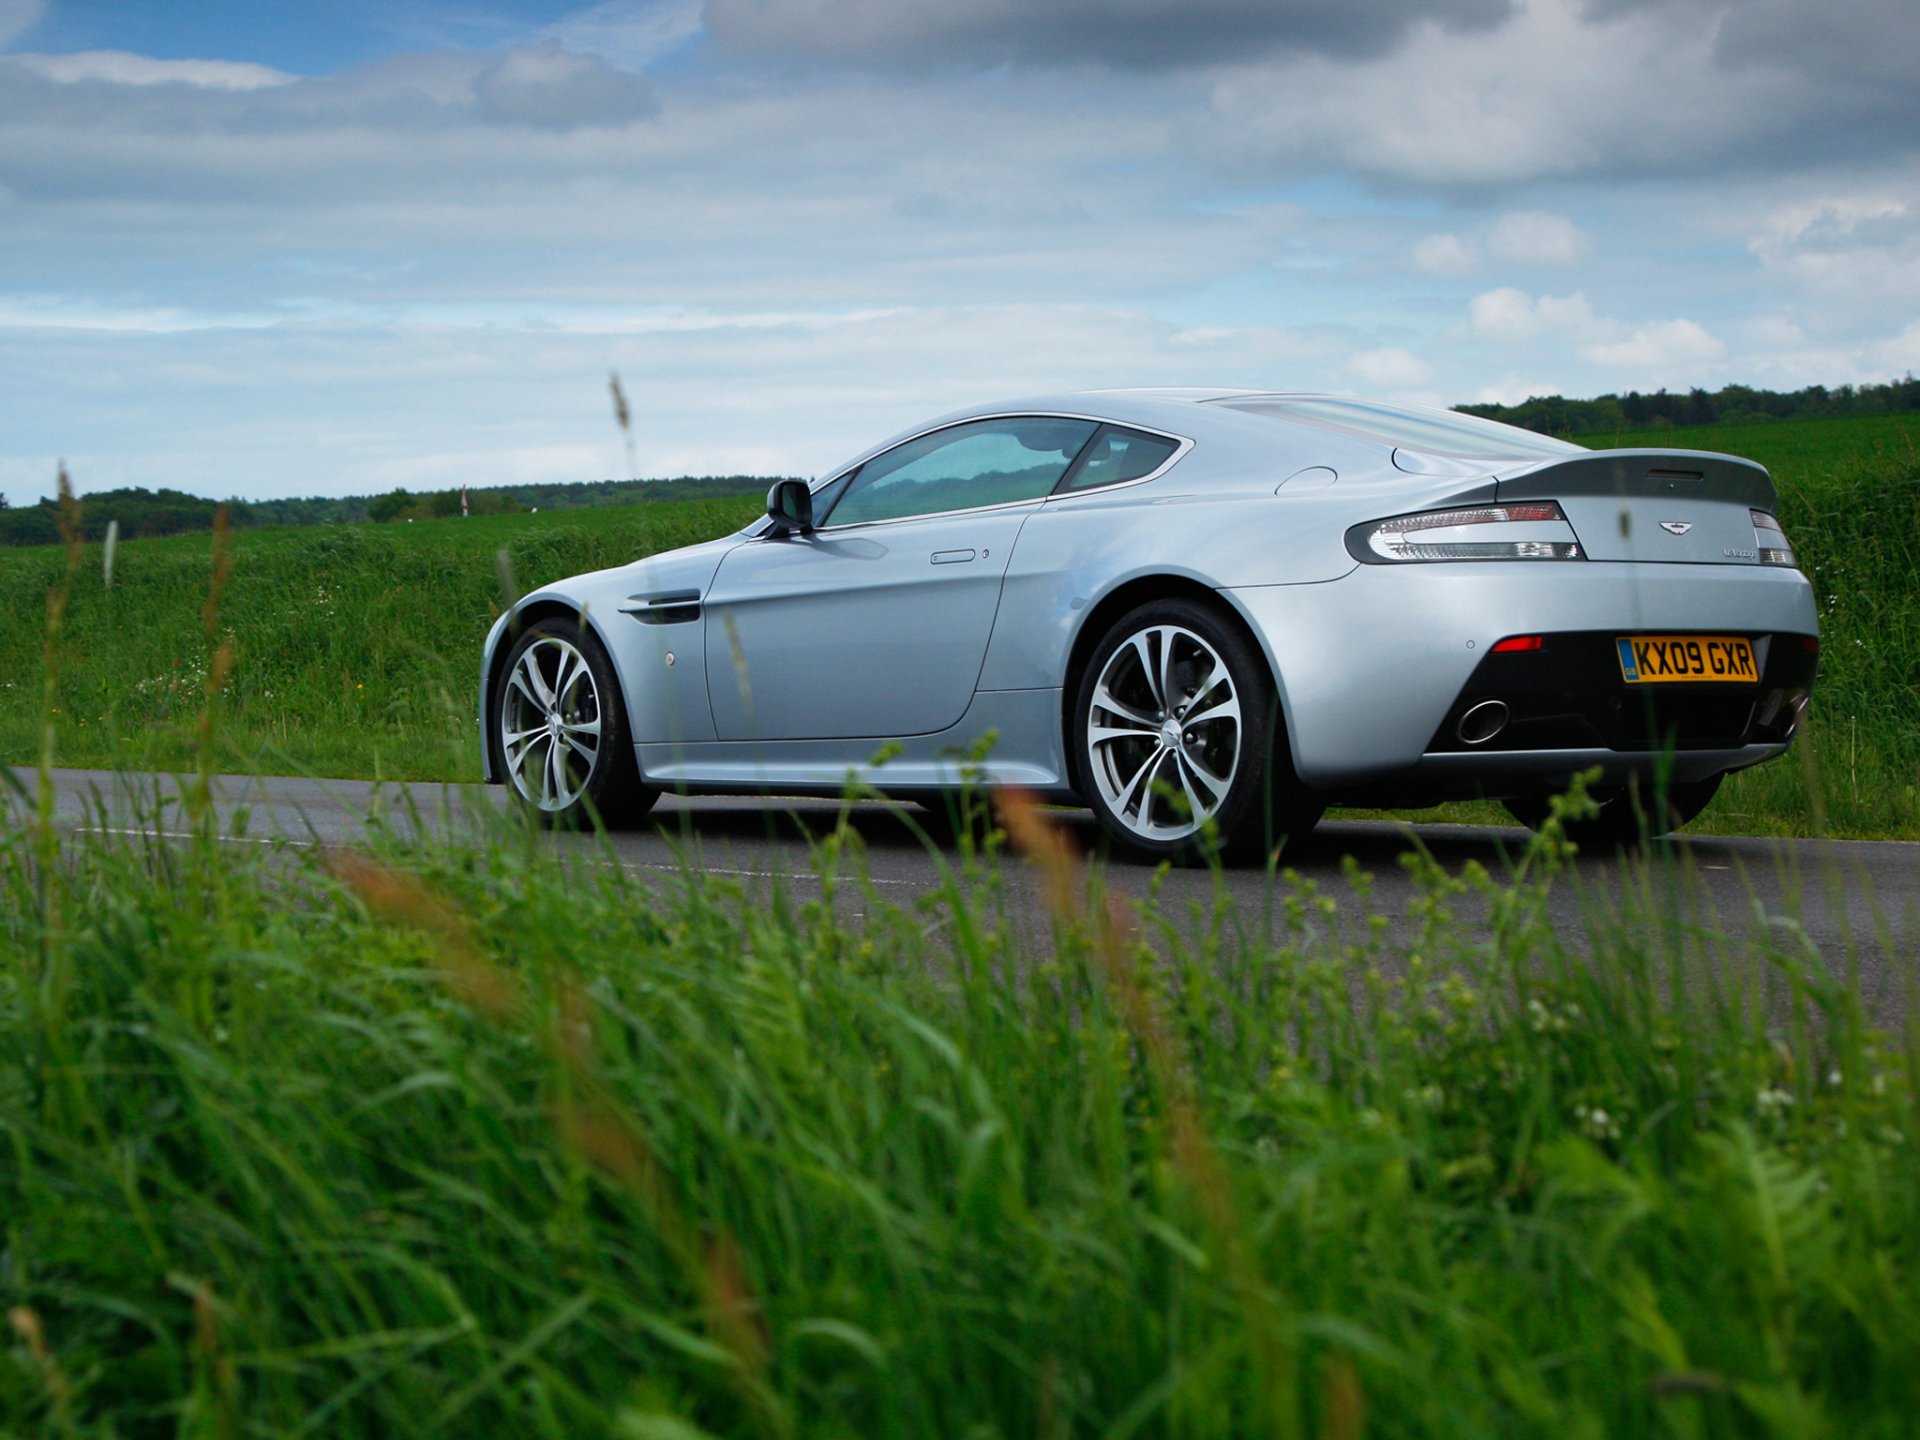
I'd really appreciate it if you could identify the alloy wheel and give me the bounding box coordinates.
[500,635,603,813]
[1084,623,1242,842]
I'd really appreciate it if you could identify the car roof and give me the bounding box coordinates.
[831,389,1575,485]
[927,387,1339,433]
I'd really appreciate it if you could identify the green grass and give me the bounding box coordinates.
[0,497,761,782]
[2,774,1916,1436]
[1,410,1915,835]
[1704,420,1920,835]
[1599,410,1920,476]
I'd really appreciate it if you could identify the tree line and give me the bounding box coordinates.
[1457,375,1920,438]
[0,475,784,547]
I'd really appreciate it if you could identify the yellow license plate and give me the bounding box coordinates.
[1616,635,1757,684]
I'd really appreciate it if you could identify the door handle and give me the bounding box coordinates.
[930,549,977,565]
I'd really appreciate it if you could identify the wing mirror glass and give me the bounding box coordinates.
[766,479,814,535]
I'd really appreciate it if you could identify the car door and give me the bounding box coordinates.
[703,415,1098,741]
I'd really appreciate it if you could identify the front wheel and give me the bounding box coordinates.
[495,617,657,828]
[1073,599,1322,864]
[1503,772,1722,848]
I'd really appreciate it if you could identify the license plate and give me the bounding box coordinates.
[1616,635,1757,684]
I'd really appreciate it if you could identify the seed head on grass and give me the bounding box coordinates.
[993,786,1299,1427]
[331,849,788,1437]
[611,370,639,481]
[496,546,519,618]
[8,1306,71,1416]
[35,466,85,921]
[332,850,522,1022]
[188,506,237,825]
[1320,1353,1367,1440]
[182,1277,238,1440]
[201,503,232,641]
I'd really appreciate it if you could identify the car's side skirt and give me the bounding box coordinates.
[634,686,1075,800]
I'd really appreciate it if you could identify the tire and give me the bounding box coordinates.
[1073,598,1322,864]
[495,617,657,829]
[1502,772,1721,848]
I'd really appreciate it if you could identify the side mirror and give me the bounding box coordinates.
[766,479,814,535]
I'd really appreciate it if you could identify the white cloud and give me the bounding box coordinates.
[1349,345,1432,388]
[548,0,704,70]
[1468,286,1726,380]
[1414,212,1589,275]
[1487,211,1589,266]
[1206,0,1811,186]
[1869,321,1920,374]
[0,295,279,332]
[12,49,293,89]
[1468,287,1597,341]
[1582,317,1724,369]
[1413,232,1476,274]
[470,41,656,128]
[1747,195,1920,326]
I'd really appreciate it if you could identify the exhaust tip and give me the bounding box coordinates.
[1457,699,1510,746]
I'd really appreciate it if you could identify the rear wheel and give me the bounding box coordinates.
[1073,598,1321,864]
[1503,772,1722,848]
[496,618,657,829]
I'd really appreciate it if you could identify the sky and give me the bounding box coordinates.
[2,0,1917,507]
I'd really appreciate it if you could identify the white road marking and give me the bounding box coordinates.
[73,825,914,888]
[619,859,914,887]
[77,825,313,848]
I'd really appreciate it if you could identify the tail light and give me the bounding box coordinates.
[1348,502,1584,564]
[1750,510,1797,568]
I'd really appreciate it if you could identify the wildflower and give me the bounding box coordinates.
[1573,1104,1621,1142]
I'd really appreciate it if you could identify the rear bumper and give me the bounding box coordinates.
[1335,743,1787,807]
[1225,560,1819,795]
[1423,629,1817,756]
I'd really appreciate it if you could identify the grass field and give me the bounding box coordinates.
[1601,410,1920,476]
[3,771,1916,1436]
[0,495,762,782]
[0,411,1915,836]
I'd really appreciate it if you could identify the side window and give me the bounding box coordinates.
[825,417,1098,527]
[1060,425,1181,491]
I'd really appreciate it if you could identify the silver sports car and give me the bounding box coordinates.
[479,390,1819,859]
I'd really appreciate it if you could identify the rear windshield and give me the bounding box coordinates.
[1216,397,1581,462]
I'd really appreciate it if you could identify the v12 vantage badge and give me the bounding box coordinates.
[480,391,1820,858]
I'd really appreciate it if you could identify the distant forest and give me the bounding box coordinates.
[1458,374,1920,438]
[0,474,786,548]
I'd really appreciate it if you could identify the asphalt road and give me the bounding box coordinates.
[19,766,1920,1022]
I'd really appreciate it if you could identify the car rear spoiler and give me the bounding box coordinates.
[1494,448,1775,509]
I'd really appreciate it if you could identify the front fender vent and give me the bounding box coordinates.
[619,590,702,625]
